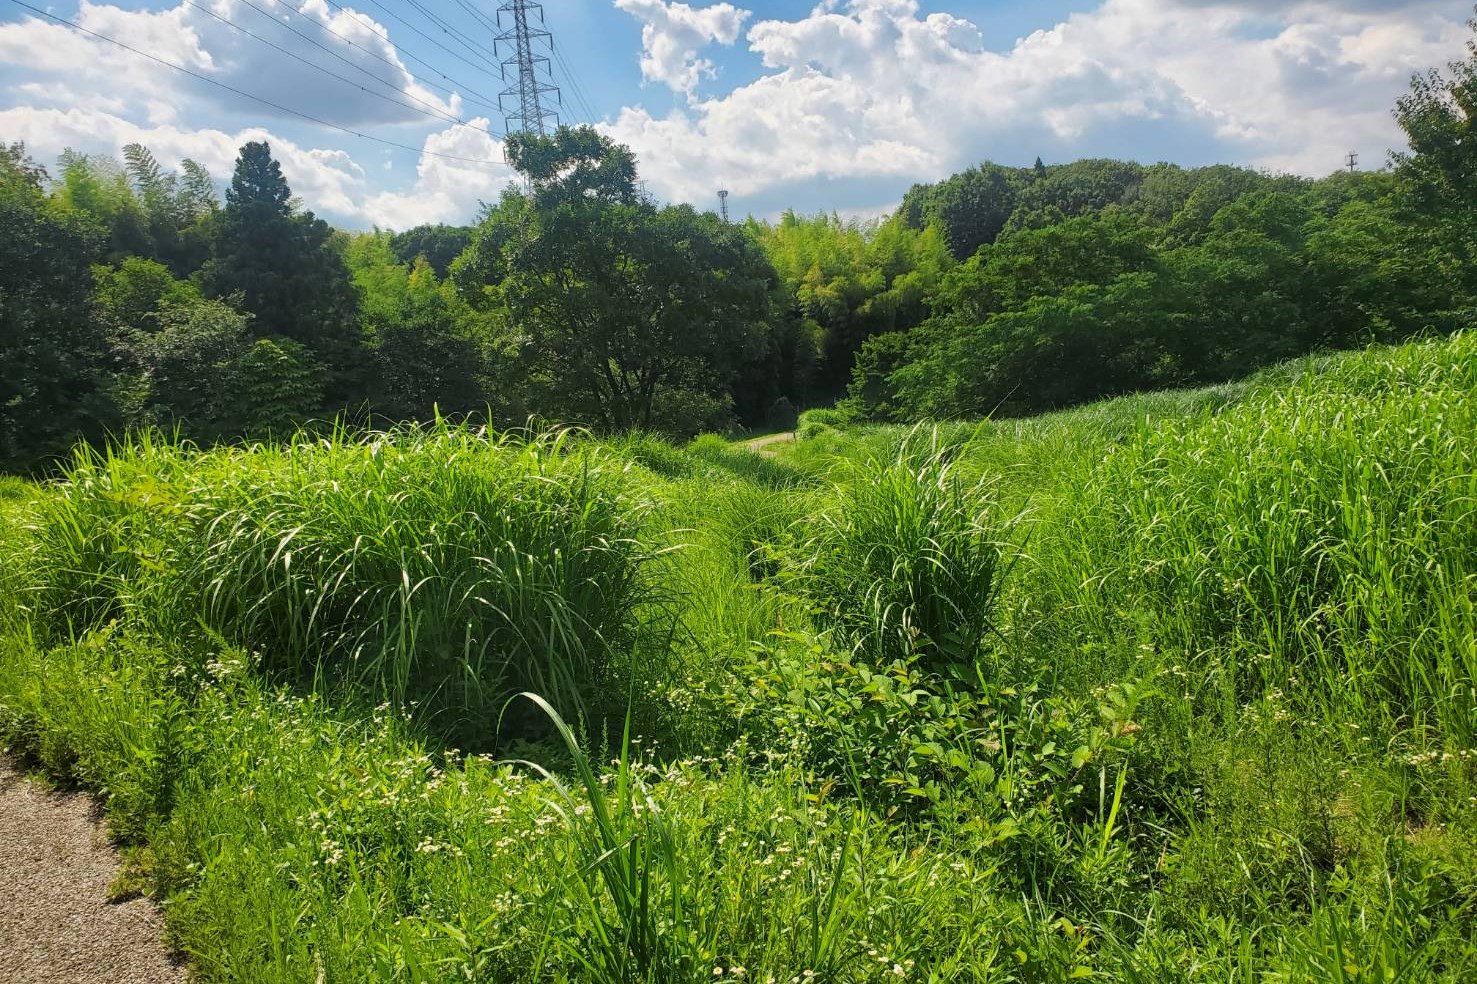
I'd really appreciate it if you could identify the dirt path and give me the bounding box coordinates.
[743,431,795,456]
[0,757,187,984]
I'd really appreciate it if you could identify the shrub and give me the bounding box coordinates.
[767,396,799,431]
[28,425,656,747]
[790,427,1017,671]
[736,633,1147,823]
[799,407,851,430]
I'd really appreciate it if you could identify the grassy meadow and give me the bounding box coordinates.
[0,333,1474,982]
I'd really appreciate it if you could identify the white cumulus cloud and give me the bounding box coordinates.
[613,0,751,97]
[1,0,1472,225]
[0,102,512,229]
[0,0,466,131]
[602,0,1474,214]
[0,0,515,226]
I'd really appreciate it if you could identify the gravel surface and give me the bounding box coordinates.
[0,757,188,984]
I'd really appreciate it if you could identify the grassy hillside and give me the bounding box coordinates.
[0,333,1474,981]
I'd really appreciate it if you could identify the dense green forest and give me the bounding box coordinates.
[4,23,1476,469]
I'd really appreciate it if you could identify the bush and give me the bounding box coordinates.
[736,633,1146,822]
[28,425,656,747]
[799,407,851,429]
[789,427,1017,671]
[767,396,799,431]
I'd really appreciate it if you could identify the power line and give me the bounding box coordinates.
[449,0,596,127]
[422,0,587,131]
[230,0,501,136]
[181,0,505,142]
[3,0,509,167]
[320,0,505,110]
[452,0,499,37]
[348,0,504,83]
[551,43,600,124]
[402,0,503,74]
[362,0,588,133]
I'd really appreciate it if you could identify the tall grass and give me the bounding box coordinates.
[518,693,724,982]
[22,434,195,634]
[25,424,656,746]
[1039,334,1477,737]
[1,335,1475,981]
[792,427,1018,669]
[0,475,35,630]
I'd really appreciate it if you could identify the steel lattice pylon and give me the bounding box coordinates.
[495,0,561,135]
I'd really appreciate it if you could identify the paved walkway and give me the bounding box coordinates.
[0,757,187,984]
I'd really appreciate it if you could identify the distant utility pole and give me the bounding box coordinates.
[495,1,561,135]
[718,189,730,223]
[1346,151,1359,173]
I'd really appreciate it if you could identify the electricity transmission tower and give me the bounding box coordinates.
[718,189,730,223]
[495,1,560,135]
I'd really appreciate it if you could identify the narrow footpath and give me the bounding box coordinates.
[0,757,187,984]
[744,431,795,456]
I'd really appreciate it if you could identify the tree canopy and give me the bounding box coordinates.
[455,127,775,433]
[3,15,1477,469]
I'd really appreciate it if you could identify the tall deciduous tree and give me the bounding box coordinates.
[346,232,494,422]
[1394,10,1477,298]
[389,224,473,278]
[456,127,775,434]
[899,163,1028,260]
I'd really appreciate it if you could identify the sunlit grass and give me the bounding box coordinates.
[0,334,1474,980]
[23,424,658,747]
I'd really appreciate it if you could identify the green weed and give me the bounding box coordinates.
[0,335,1475,981]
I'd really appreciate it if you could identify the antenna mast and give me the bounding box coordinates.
[496,1,561,134]
[1345,151,1359,173]
[718,189,730,223]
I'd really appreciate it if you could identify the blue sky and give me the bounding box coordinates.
[554,1,1085,116]
[1,0,1471,228]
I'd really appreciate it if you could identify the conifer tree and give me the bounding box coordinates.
[202,141,364,408]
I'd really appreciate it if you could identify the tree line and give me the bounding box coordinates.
[3,19,1475,467]
[0,129,784,467]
